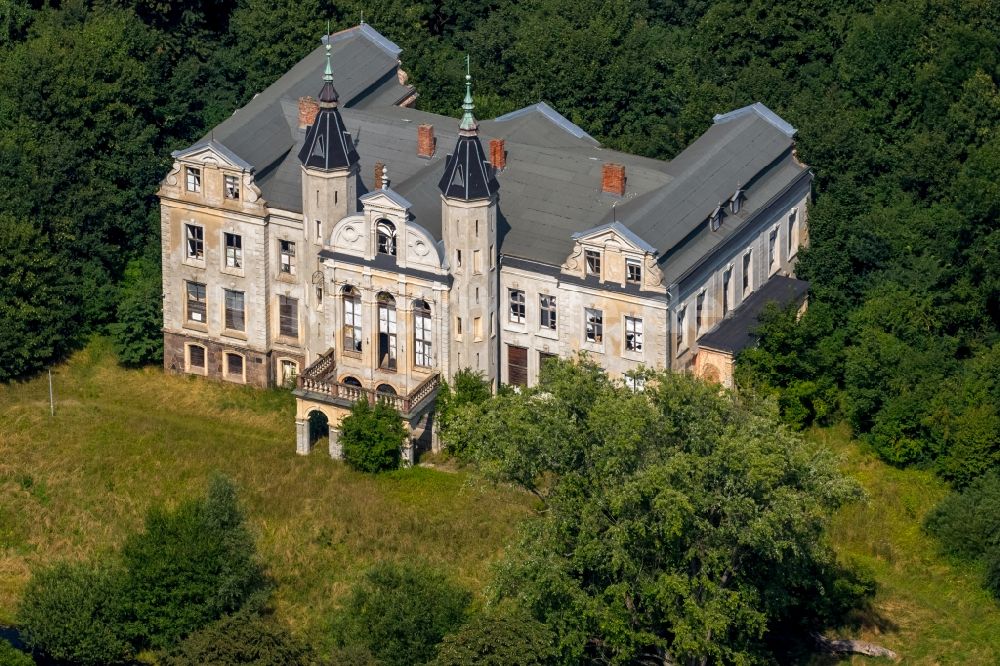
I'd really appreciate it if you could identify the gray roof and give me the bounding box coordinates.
[183,24,809,280]
[699,276,809,354]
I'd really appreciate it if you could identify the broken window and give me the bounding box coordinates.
[696,291,706,334]
[279,359,298,387]
[625,316,643,352]
[414,300,432,367]
[742,250,752,297]
[279,239,296,275]
[224,290,245,331]
[626,258,642,284]
[377,292,397,370]
[540,294,557,330]
[185,224,204,260]
[186,281,206,323]
[376,220,396,256]
[676,306,687,351]
[186,167,201,192]
[278,295,298,338]
[768,227,778,270]
[225,232,242,268]
[585,308,603,343]
[585,249,601,276]
[509,289,525,323]
[342,286,361,353]
[224,174,240,199]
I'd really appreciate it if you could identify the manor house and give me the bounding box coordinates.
[158,24,811,458]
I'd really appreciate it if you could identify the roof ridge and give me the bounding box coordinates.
[323,23,402,58]
[713,102,795,138]
[494,102,599,144]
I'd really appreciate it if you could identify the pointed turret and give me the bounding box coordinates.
[438,57,498,201]
[298,25,359,171]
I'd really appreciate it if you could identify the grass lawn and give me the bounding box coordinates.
[0,340,533,651]
[816,424,1000,664]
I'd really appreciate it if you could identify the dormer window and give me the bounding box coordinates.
[626,258,642,284]
[186,167,201,193]
[585,249,601,276]
[224,174,240,200]
[376,220,396,256]
[710,205,724,232]
[729,189,744,215]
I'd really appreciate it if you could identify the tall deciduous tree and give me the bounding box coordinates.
[448,358,862,664]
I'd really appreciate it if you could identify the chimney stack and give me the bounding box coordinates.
[489,139,506,170]
[298,96,319,129]
[417,124,435,158]
[602,163,626,196]
[374,161,385,189]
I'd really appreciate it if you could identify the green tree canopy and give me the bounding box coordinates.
[340,398,408,473]
[448,357,862,664]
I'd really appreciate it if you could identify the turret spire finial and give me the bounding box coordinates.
[324,20,333,82]
[459,55,477,132]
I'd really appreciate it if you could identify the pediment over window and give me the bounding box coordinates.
[570,221,657,255]
[561,221,663,289]
[170,139,253,171]
[359,188,413,215]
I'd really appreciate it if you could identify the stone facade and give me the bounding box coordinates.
[157,24,812,456]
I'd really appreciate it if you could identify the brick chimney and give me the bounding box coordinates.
[374,161,385,189]
[298,96,319,129]
[602,163,626,196]
[417,124,435,158]
[489,139,506,170]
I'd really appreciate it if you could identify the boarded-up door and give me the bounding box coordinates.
[508,345,528,387]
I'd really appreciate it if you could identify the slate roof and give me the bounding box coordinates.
[698,276,810,354]
[437,133,499,201]
[183,24,810,281]
[297,105,360,171]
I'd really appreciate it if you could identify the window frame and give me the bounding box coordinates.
[224,232,242,269]
[624,315,643,353]
[696,291,706,335]
[186,166,201,193]
[278,295,299,339]
[742,250,753,298]
[224,174,240,200]
[626,258,642,285]
[676,305,687,353]
[342,286,362,355]
[224,289,245,332]
[185,224,204,261]
[414,300,433,368]
[376,220,397,256]
[768,226,779,273]
[508,288,526,324]
[223,351,246,383]
[584,307,603,344]
[787,208,799,258]
[539,293,557,331]
[584,249,601,277]
[185,281,207,324]
[185,343,207,375]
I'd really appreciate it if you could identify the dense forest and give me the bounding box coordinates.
[0,0,997,626]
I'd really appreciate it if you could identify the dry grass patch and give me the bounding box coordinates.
[814,424,1000,664]
[0,340,532,647]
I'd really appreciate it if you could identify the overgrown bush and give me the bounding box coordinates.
[430,603,557,666]
[436,368,492,457]
[925,471,1000,599]
[332,561,471,665]
[340,399,407,473]
[161,609,309,666]
[0,639,34,666]
[110,254,163,367]
[17,562,132,665]
[120,475,267,649]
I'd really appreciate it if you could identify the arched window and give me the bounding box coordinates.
[185,343,207,375]
[376,383,397,396]
[376,220,396,256]
[413,299,432,368]
[342,286,362,354]
[341,376,362,387]
[377,292,397,371]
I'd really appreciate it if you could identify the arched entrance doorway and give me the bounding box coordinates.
[307,410,329,448]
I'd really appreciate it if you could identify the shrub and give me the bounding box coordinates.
[340,399,407,473]
[333,561,471,665]
[120,475,267,649]
[0,639,34,666]
[110,254,163,367]
[161,609,309,666]
[17,562,132,665]
[430,603,557,666]
[436,368,492,457]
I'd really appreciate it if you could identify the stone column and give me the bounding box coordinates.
[295,418,310,455]
[328,428,343,459]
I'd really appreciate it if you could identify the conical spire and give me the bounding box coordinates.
[318,21,339,106]
[459,55,477,133]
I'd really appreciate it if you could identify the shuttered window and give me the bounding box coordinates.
[508,345,528,387]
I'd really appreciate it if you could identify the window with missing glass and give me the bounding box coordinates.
[224,232,242,268]
[540,294,557,330]
[186,167,201,192]
[185,224,204,260]
[279,240,295,275]
[585,249,601,276]
[585,308,603,343]
[224,174,240,199]
[186,281,206,323]
[509,289,525,323]
[414,300,432,367]
[342,286,362,353]
[626,258,642,284]
[625,316,643,352]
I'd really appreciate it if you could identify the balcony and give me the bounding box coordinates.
[294,350,440,419]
